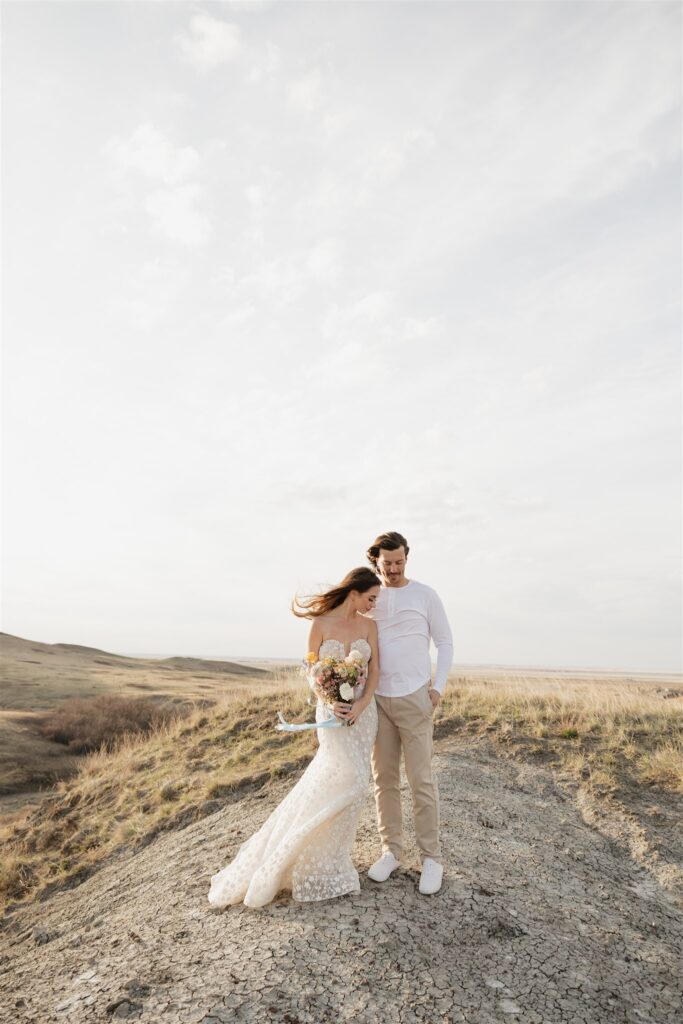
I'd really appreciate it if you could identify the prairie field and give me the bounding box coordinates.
[2,634,682,1024]
[0,630,270,797]
[0,631,680,915]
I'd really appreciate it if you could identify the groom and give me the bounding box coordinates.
[364,531,453,895]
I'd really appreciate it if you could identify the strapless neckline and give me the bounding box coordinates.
[318,637,371,659]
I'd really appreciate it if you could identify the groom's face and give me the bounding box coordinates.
[377,546,407,587]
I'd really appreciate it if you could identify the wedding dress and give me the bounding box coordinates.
[207,638,378,908]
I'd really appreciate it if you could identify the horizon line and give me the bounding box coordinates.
[122,651,682,678]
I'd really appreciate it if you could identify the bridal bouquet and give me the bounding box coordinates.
[303,649,367,725]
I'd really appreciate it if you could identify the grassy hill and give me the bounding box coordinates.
[1,654,680,917]
[0,632,269,711]
[0,676,316,915]
[0,631,272,797]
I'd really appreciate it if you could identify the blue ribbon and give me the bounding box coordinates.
[275,710,344,732]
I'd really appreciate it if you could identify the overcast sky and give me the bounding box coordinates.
[2,1,681,672]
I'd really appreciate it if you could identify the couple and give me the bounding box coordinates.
[207,530,454,909]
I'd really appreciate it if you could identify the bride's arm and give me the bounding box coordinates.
[306,619,323,657]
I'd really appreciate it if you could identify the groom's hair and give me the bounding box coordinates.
[366,531,409,569]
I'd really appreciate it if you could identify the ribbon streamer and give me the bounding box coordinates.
[275,710,344,732]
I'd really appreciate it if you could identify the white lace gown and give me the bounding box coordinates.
[207,638,378,908]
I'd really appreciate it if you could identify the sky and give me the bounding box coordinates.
[2,1,681,673]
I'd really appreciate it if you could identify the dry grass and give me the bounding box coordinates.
[37,695,186,753]
[1,666,680,916]
[434,672,683,794]
[0,666,313,912]
[0,631,274,793]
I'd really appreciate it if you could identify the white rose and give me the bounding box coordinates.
[348,650,364,663]
[339,682,354,701]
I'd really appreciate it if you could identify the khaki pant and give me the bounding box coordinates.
[371,682,441,862]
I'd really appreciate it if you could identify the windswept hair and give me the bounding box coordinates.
[292,567,380,620]
[366,531,409,570]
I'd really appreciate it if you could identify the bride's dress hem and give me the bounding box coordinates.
[208,875,362,910]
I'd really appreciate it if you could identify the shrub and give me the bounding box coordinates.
[38,695,185,754]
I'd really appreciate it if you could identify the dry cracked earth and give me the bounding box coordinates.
[1,742,681,1024]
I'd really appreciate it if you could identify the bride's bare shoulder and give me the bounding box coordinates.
[356,613,377,641]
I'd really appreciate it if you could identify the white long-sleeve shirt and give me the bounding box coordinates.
[366,579,454,697]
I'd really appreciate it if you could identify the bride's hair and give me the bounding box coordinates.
[291,567,380,619]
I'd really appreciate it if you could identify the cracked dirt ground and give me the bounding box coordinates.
[2,742,681,1024]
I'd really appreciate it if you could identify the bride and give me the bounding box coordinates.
[207,567,380,909]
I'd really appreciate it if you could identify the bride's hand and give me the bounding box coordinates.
[332,701,352,722]
[346,697,370,725]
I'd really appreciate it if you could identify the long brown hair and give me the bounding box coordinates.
[292,567,380,619]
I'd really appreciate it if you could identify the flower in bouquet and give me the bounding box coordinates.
[304,653,367,726]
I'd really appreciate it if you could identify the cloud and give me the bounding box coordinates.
[520,368,549,394]
[280,482,351,509]
[238,256,308,304]
[288,68,325,112]
[322,109,357,143]
[220,303,257,329]
[247,41,282,84]
[294,124,439,215]
[306,238,342,285]
[322,291,394,341]
[234,238,344,305]
[223,0,274,12]
[103,122,200,186]
[245,184,265,208]
[144,185,212,246]
[175,13,242,71]
[103,123,212,246]
[117,259,189,330]
[400,316,442,342]
[365,127,438,185]
[242,164,283,215]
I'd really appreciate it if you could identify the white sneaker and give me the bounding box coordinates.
[419,858,443,895]
[368,851,400,882]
